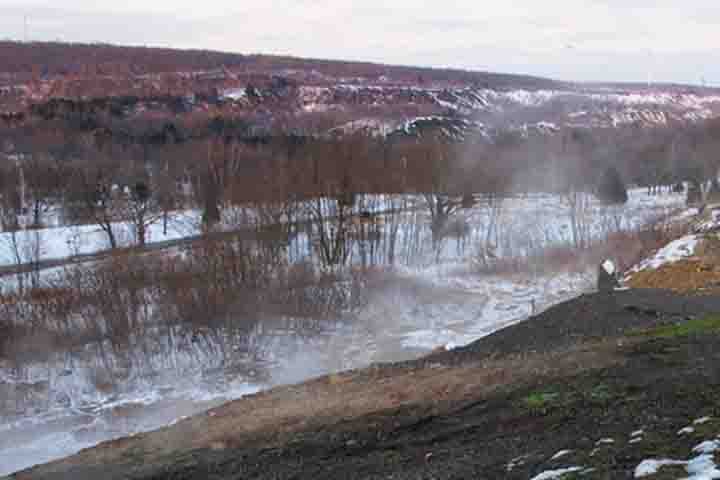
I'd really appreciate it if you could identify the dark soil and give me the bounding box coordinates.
[441,288,720,361]
[10,289,720,480]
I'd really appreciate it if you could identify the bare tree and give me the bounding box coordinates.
[121,180,163,247]
[69,163,121,249]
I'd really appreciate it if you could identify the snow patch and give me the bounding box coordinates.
[506,455,529,472]
[530,466,584,480]
[550,450,572,460]
[693,440,720,454]
[635,439,720,479]
[629,234,700,273]
[695,417,713,425]
[635,459,688,477]
[686,454,720,478]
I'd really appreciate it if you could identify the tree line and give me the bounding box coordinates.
[2,113,719,240]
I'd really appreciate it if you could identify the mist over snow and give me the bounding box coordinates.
[0,3,714,471]
[0,187,690,475]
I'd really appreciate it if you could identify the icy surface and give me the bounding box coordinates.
[0,380,260,476]
[0,188,691,474]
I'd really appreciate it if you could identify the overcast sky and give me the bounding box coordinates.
[1,0,719,85]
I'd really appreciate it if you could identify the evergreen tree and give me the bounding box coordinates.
[597,166,628,205]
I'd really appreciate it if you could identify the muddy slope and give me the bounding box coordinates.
[444,288,720,360]
[10,289,720,480]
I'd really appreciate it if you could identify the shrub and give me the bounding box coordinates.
[707,179,720,204]
[687,181,703,206]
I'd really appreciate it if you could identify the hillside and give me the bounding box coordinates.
[6,40,720,480]
[0,41,557,87]
[9,288,720,480]
[12,214,720,479]
[4,41,720,137]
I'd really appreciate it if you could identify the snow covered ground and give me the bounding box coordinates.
[0,188,685,271]
[0,188,691,475]
[293,83,720,132]
[0,210,200,269]
[0,265,594,476]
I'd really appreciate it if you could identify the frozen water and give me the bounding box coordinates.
[0,188,691,474]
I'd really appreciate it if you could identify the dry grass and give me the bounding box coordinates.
[695,233,720,261]
[478,227,682,278]
[475,209,689,278]
[627,259,720,294]
[627,235,720,294]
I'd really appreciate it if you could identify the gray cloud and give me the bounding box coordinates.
[2,0,719,84]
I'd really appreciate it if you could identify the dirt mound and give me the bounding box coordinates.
[442,289,720,363]
[626,234,720,294]
[13,293,720,480]
[627,259,720,294]
[12,290,720,480]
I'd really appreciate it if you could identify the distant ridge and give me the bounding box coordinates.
[3,40,720,134]
[0,40,560,89]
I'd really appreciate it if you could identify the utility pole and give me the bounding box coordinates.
[23,15,28,43]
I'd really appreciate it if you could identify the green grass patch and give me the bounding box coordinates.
[520,381,620,416]
[635,315,720,339]
[522,391,560,411]
[587,384,613,404]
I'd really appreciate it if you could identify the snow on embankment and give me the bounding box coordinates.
[635,438,720,478]
[627,235,700,275]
